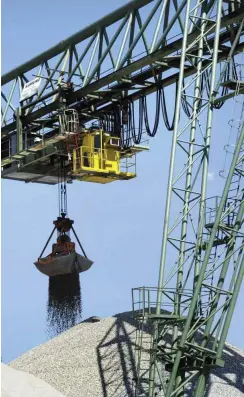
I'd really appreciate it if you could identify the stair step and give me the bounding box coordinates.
[12,154,25,159]
[1,158,14,166]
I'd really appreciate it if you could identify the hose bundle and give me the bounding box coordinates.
[100,58,237,145]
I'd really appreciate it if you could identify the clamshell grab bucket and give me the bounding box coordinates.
[34,252,93,277]
[35,216,93,277]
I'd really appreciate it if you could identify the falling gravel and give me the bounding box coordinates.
[47,273,82,337]
[9,312,244,397]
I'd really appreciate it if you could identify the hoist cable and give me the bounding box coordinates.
[57,147,68,217]
[58,159,61,217]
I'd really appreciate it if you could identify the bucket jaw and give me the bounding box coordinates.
[34,215,93,277]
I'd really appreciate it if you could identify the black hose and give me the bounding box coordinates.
[101,79,178,144]
[181,78,192,118]
[143,88,161,137]
[161,81,178,131]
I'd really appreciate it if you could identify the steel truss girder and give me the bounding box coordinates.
[2,31,243,138]
[1,2,244,138]
[2,0,155,85]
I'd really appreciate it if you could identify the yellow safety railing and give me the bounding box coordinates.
[73,146,119,172]
[73,146,136,175]
[120,155,136,174]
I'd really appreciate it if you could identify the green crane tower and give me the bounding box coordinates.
[131,1,244,396]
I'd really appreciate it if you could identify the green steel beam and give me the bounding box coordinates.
[16,108,23,153]
[1,0,154,85]
[2,19,242,140]
[1,6,243,141]
[213,87,244,104]
[194,198,244,395]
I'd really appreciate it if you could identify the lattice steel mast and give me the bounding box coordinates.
[132,1,244,396]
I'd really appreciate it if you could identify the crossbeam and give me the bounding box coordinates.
[1,2,243,138]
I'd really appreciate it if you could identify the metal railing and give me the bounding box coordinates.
[132,287,212,319]
[73,146,136,175]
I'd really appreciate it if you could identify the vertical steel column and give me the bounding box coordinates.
[1,79,17,127]
[16,107,23,154]
[194,199,244,395]
[193,0,224,293]
[156,0,192,311]
[165,108,243,397]
[175,0,207,330]
[204,199,243,340]
[216,254,244,357]
[173,3,209,394]
[212,239,244,351]
[148,1,193,396]
[163,0,223,394]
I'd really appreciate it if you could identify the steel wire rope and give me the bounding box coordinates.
[58,158,61,217]
[57,146,68,217]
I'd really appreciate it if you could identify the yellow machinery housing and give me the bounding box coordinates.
[72,129,148,184]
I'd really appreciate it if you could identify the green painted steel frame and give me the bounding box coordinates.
[1,1,244,395]
[131,0,244,396]
[1,1,243,142]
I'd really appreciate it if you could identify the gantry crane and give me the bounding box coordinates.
[1,0,244,396]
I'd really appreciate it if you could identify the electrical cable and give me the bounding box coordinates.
[142,87,161,137]
[161,80,178,131]
[181,78,192,118]
[100,77,189,144]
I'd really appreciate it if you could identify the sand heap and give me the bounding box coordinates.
[1,363,66,397]
[9,312,244,397]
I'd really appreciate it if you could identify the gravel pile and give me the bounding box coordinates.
[9,312,244,397]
